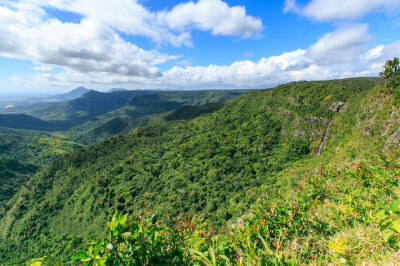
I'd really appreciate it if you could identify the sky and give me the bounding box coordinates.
[0,0,400,96]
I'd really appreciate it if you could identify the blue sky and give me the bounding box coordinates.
[0,0,399,96]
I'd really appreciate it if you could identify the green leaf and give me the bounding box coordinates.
[109,220,119,231]
[95,241,102,249]
[192,249,212,266]
[118,214,128,224]
[383,231,395,243]
[96,260,106,266]
[121,232,132,240]
[376,210,387,221]
[257,233,274,256]
[218,255,232,265]
[392,220,400,234]
[71,251,89,259]
[390,200,400,212]
[88,245,93,257]
[209,247,216,266]
[377,203,389,211]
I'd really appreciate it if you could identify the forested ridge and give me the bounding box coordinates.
[2,70,400,264]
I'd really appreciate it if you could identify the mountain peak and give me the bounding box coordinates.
[70,87,91,94]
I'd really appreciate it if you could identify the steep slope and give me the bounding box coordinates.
[0,157,38,204]
[0,78,388,263]
[0,130,84,217]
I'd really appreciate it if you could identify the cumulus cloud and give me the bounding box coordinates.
[22,0,263,46]
[27,25,400,90]
[0,10,174,78]
[284,0,400,21]
[0,0,263,82]
[147,25,391,88]
[306,24,373,65]
[159,0,263,38]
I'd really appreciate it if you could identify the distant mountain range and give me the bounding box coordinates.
[0,88,248,144]
[0,87,91,113]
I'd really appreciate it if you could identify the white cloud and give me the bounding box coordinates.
[9,24,398,90]
[0,0,263,84]
[0,10,175,78]
[306,24,372,65]
[159,0,263,38]
[28,31,400,90]
[33,64,53,71]
[22,0,263,46]
[284,0,400,21]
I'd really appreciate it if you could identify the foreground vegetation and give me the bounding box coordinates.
[65,148,400,265]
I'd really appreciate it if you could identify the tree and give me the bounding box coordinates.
[380,57,400,91]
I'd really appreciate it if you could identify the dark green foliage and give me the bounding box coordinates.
[30,90,148,121]
[0,157,37,203]
[63,90,246,145]
[156,90,247,106]
[72,148,400,265]
[380,57,400,90]
[0,78,385,264]
[0,114,52,130]
[0,131,84,214]
[165,102,225,121]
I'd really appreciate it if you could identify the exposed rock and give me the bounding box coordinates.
[328,102,346,113]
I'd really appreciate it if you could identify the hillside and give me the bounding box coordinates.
[0,157,38,204]
[0,114,52,131]
[0,128,84,215]
[28,90,147,123]
[1,77,396,263]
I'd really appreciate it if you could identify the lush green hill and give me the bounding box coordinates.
[0,157,38,204]
[62,90,247,145]
[0,130,84,217]
[2,77,395,263]
[29,90,147,123]
[0,114,52,131]
[68,148,400,265]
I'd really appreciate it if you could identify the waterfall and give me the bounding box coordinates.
[317,120,333,156]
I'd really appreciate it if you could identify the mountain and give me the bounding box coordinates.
[1,77,393,263]
[28,90,148,125]
[63,90,248,144]
[51,87,91,101]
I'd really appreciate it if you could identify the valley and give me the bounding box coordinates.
[2,76,400,264]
